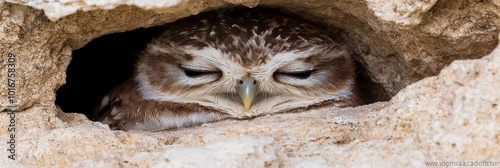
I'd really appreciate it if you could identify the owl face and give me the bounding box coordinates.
[134,9,357,118]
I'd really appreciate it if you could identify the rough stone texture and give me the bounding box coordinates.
[153,136,285,167]
[366,0,438,26]
[0,0,499,167]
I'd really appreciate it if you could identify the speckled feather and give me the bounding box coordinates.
[158,8,337,67]
[93,79,229,130]
[93,8,363,131]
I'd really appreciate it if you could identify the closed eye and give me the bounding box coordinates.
[274,70,314,80]
[180,66,221,78]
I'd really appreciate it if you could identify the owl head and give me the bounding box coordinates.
[134,9,360,118]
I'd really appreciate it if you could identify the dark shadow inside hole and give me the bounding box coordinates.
[323,24,391,104]
[354,61,391,103]
[55,26,164,118]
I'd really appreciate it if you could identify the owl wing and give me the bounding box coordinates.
[93,94,124,130]
[92,79,145,130]
[92,79,228,131]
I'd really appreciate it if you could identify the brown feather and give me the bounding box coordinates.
[93,8,362,131]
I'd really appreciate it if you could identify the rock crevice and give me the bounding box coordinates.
[0,0,498,167]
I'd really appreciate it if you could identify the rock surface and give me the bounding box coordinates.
[0,0,499,167]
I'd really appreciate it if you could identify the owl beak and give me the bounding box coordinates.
[238,78,257,111]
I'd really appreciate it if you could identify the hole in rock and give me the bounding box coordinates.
[55,8,390,120]
[55,26,164,118]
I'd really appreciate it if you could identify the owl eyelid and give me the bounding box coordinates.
[179,66,221,78]
[277,68,314,73]
[274,69,315,80]
[178,64,216,71]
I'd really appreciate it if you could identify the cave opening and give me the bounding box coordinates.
[55,26,165,118]
[55,8,390,119]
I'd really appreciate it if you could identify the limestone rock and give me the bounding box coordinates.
[366,0,438,26]
[153,136,284,168]
[0,0,499,167]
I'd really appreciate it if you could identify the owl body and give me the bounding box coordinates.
[94,8,362,131]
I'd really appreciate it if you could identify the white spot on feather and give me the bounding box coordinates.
[110,107,118,116]
[98,96,110,111]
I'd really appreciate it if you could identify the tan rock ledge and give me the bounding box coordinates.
[0,0,499,167]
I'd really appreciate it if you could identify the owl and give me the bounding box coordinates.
[93,8,363,131]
